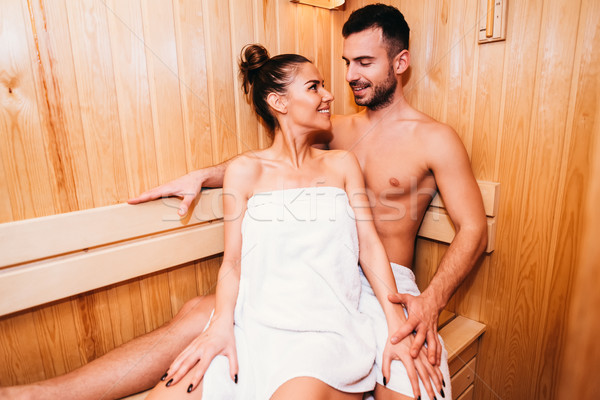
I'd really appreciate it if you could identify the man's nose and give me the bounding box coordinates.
[345,63,358,83]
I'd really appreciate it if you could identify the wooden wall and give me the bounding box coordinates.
[0,0,598,399]
[329,1,598,399]
[0,0,336,387]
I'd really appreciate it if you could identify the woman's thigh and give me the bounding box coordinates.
[271,377,363,400]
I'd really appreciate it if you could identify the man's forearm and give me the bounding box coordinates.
[197,157,237,188]
[422,225,487,311]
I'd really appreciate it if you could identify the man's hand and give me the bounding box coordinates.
[127,171,205,216]
[388,292,443,366]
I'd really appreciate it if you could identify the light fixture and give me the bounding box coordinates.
[290,0,345,10]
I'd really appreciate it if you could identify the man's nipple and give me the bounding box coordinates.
[389,177,400,187]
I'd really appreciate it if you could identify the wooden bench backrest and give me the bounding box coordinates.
[0,181,499,317]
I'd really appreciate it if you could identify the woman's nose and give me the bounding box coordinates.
[322,88,334,102]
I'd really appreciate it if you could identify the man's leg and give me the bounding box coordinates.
[0,294,215,400]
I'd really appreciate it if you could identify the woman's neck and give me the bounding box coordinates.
[269,123,314,168]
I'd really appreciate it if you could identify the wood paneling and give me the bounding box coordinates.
[330,1,597,399]
[0,1,598,399]
[0,0,318,386]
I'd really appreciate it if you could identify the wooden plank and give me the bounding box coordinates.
[201,0,238,163]
[0,313,46,385]
[0,189,223,267]
[172,0,214,171]
[499,0,583,397]
[430,180,500,217]
[534,0,599,397]
[0,221,224,317]
[451,357,476,399]
[448,339,478,376]
[32,301,83,381]
[24,0,95,214]
[417,208,496,253]
[438,315,485,363]
[139,0,187,183]
[66,0,129,207]
[555,0,600,398]
[445,0,478,158]
[456,384,474,400]
[0,0,57,221]
[279,0,299,54]
[105,0,158,198]
[228,0,261,154]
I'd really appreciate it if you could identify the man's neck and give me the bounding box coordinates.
[364,90,410,122]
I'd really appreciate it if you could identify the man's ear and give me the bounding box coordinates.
[267,92,288,114]
[393,49,410,75]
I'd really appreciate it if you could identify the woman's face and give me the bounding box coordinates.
[283,63,334,132]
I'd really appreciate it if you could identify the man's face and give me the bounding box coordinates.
[342,28,398,110]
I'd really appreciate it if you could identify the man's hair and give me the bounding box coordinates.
[342,3,410,58]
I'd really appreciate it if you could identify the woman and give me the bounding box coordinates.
[146,44,444,400]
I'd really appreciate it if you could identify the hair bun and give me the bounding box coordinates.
[239,44,270,94]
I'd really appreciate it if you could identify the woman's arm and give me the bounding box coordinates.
[341,152,442,399]
[160,157,255,391]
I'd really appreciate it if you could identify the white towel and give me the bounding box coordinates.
[202,187,376,399]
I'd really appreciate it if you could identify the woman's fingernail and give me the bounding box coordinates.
[187,384,193,393]
[235,374,238,384]
[443,378,446,387]
[383,376,387,386]
[441,388,445,398]
[166,378,173,387]
[160,372,168,381]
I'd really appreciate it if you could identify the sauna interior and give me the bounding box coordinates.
[0,0,598,399]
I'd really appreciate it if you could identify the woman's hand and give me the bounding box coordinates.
[162,318,238,392]
[382,304,444,400]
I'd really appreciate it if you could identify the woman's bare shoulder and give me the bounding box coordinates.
[225,152,264,192]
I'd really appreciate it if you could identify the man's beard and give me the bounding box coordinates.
[354,67,397,110]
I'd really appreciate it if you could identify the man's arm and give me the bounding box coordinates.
[390,125,487,364]
[127,158,237,216]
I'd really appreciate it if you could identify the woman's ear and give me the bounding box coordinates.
[393,49,410,75]
[267,92,288,114]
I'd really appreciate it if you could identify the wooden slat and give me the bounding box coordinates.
[0,221,224,317]
[448,339,478,376]
[430,180,500,217]
[451,357,477,399]
[438,315,486,363]
[0,189,223,267]
[456,383,474,400]
[417,207,497,253]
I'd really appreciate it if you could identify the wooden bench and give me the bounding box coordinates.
[0,181,498,399]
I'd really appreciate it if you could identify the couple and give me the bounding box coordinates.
[3,4,487,400]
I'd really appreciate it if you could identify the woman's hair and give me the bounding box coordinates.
[239,44,310,132]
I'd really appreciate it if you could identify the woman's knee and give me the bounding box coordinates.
[271,377,362,400]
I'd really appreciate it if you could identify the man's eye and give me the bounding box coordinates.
[360,62,371,66]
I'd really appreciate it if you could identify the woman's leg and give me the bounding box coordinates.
[374,383,419,400]
[271,377,363,400]
[0,294,215,400]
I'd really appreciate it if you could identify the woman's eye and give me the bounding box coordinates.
[309,84,317,90]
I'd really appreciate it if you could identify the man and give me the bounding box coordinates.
[2,4,486,400]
